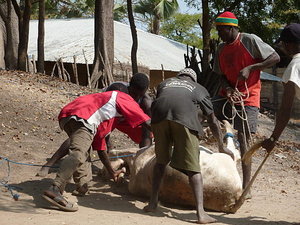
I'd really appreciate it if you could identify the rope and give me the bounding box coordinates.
[222,81,253,145]
[0,158,21,200]
[0,146,147,200]
[0,156,59,168]
[91,153,136,163]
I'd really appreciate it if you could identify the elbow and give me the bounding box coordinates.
[273,52,281,64]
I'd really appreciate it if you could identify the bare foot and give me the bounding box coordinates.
[197,214,217,224]
[143,203,157,213]
[36,166,50,177]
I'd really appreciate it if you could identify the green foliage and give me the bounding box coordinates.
[31,0,95,19]
[134,0,179,33]
[114,1,127,22]
[155,0,179,19]
[160,13,202,48]
[205,0,299,44]
[135,0,178,19]
[271,0,300,24]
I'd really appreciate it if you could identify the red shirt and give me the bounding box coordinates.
[218,34,262,107]
[59,91,150,150]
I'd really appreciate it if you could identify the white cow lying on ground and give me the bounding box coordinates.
[106,121,243,213]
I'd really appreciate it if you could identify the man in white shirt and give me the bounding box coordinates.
[262,23,300,151]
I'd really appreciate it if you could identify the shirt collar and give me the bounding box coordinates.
[293,53,300,59]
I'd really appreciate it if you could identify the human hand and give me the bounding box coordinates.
[238,66,251,80]
[226,87,241,103]
[225,87,235,98]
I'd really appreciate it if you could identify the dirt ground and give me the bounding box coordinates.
[0,70,299,225]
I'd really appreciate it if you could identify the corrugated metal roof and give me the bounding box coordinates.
[28,18,190,71]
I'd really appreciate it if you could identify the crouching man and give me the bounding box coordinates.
[143,68,233,224]
[42,90,151,212]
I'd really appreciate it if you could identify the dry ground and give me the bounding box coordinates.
[0,70,299,225]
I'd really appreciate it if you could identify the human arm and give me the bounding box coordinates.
[139,94,153,148]
[206,112,234,159]
[262,81,296,152]
[97,150,124,182]
[238,52,280,80]
[141,119,152,132]
[105,135,113,153]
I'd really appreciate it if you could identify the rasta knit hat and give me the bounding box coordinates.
[177,68,197,82]
[215,11,238,27]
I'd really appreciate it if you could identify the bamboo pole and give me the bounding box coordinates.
[60,58,68,81]
[82,50,91,88]
[26,55,29,72]
[73,55,79,85]
[56,59,62,80]
[161,64,165,81]
[32,54,37,73]
[51,63,57,77]
[64,68,71,82]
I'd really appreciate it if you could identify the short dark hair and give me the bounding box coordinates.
[129,73,149,91]
[106,83,129,94]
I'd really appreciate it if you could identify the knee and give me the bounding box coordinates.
[68,151,87,164]
[154,163,167,173]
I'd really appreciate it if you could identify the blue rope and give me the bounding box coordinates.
[0,159,22,200]
[0,153,136,200]
[0,153,136,166]
[0,156,58,168]
[91,153,136,163]
[0,181,21,200]
[224,132,235,138]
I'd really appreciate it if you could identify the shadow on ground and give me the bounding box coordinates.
[1,177,299,225]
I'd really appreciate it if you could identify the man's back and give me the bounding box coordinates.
[151,77,213,135]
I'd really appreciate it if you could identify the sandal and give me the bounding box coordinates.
[42,193,78,212]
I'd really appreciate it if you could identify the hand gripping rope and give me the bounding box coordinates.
[221,81,253,146]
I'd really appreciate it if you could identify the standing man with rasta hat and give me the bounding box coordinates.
[262,23,300,152]
[212,11,280,193]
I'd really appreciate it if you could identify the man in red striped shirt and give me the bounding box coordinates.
[42,90,151,212]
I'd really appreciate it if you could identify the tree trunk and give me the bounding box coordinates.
[91,0,114,88]
[127,0,138,74]
[17,0,31,71]
[0,0,18,69]
[151,15,160,34]
[201,0,211,74]
[37,0,45,73]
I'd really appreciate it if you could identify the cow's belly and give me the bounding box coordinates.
[128,146,242,213]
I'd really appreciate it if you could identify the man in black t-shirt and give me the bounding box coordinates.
[143,68,233,224]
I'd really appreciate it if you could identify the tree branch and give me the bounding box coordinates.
[11,0,21,19]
